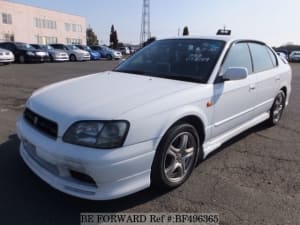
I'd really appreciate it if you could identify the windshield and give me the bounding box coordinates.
[15,42,36,50]
[85,46,92,51]
[45,45,54,50]
[114,39,225,83]
[67,45,79,50]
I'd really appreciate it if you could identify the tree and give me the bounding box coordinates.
[142,37,156,47]
[109,25,119,49]
[183,26,189,36]
[86,27,99,46]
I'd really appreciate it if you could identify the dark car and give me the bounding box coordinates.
[0,42,50,63]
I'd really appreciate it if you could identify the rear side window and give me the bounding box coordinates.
[248,43,275,73]
[265,47,278,67]
[221,43,253,74]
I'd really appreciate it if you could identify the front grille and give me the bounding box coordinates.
[24,108,58,139]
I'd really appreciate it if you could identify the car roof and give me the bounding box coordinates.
[161,35,266,45]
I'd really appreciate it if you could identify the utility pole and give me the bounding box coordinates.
[140,0,151,46]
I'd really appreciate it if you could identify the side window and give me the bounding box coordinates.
[248,43,275,72]
[221,43,252,75]
[265,46,278,67]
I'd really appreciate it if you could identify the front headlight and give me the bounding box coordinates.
[26,51,35,56]
[63,121,129,149]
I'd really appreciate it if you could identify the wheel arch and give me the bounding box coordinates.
[153,109,208,162]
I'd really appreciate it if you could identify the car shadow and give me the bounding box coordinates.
[204,121,270,160]
[0,134,169,225]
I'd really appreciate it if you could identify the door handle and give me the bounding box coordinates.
[275,77,280,81]
[249,85,256,90]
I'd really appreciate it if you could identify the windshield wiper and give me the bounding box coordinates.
[114,69,146,75]
[156,74,206,83]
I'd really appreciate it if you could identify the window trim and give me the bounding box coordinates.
[215,40,278,83]
[248,42,278,74]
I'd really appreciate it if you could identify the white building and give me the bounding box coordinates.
[0,0,87,44]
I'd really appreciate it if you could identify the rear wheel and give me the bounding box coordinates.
[19,55,25,63]
[70,54,77,61]
[151,123,199,189]
[268,90,286,126]
[107,54,113,60]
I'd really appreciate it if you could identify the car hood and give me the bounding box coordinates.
[90,50,100,55]
[27,71,197,134]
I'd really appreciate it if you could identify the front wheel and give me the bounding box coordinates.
[151,123,199,189]
[70,54,77,61]
[268,90,286,126]
[19,55,25,63]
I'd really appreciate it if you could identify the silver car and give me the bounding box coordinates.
[289,51,300,62]
[31,44,69,62]
[0,47,14,64]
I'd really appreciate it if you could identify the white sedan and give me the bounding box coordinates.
[16,35,292,200]
[0,47,14,64]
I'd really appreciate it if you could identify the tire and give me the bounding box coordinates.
[19,55,25,63]
[70,54,77,61]
[107,54,113,60]
[151,123,200,190]
[268,90,286,126]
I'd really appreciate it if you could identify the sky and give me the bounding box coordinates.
[10,0,300,46]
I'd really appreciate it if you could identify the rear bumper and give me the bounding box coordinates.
[17,116,156,200]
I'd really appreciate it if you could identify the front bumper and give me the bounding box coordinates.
[53,55,69,62]
[26,55,50,62]
[0,57,14,63]
[77,54,91,61]
[16,116,156,200]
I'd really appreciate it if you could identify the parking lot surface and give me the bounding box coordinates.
[0,61,299,225]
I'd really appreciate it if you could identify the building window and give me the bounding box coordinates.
[66,38,82,44]
[34,18,57,29]
[72,24,77,32]
[65,23,71,32]
[2,13,12,24]
[65,22,83,32]
[36,35,58,44]
[3,33,14,41]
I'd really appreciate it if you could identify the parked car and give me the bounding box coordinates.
[289,51,300,62]
[31,44,69,62]
[90,45,122,60]
[118,47,130,55]
[75,45,101,60]
[0,42,49,63]
[0,47,14,65]
[17,36,291,200]
[50,44,90,61]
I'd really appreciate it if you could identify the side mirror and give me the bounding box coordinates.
[222,67,248,81]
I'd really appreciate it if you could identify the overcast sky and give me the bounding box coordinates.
[10,0,300,46]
